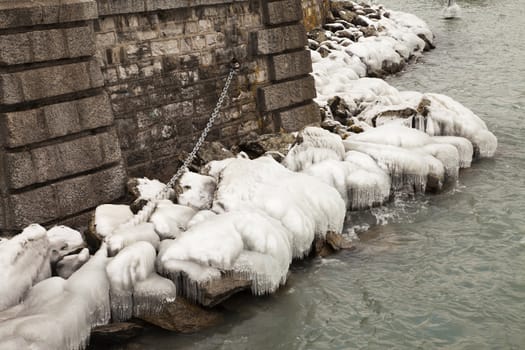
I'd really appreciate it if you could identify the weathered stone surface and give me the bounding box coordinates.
[314,232,355,257]
[1,93,114,148]
[198,275,252,307]
[139,297,222,333]
[238,132,296,159]
[253,24,307,55]
[0,0,98,29]
[0,25,95,66]
[0,60,103,105]
[258,75,316,112]
[90,322,145,346]
[264,0,302,25]
[270,49,312,81]
[6,165,126,228]
[278,102,320,132]
[193,141,234,168]
[5,130,121,189]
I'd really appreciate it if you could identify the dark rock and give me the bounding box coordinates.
[367,12,381,20]
[138,297,222,333]
[85,214,102,251]
[307,28,328,44]
[313,232,355,257]
[199,275,252,307]
[317,45,331,58]
[352,15,370,27]
[418,33,436,51]
[90,322,145,346]
[238,133,296,159]
[337,10,356,24]
[327,96,352,124]
[193,141,234,168]
[416,97,431,117]
[360,26,378,37]
[348,124,365,134]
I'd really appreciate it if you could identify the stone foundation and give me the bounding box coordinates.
[0,0,319,234]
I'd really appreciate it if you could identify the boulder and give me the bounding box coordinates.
[89,322,145,346]
[138,297,222,333]
[193,141,235,169]
[313,232,355,257]
[238,133,296,159]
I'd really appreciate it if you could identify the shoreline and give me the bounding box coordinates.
[0,2,499,349]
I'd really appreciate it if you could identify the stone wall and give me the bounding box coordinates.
[0,0,319,234]
[301,0,330,31]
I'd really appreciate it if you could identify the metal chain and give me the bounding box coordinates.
[119,62,240,228]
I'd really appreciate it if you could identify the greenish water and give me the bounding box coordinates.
[122,1,525,349]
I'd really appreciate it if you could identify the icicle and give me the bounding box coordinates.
[149,199,197,239]
[283,127,345,172]
[425,93,497,158]
[132,273,177,318]
[431,136,473,168]
[106,241,156,322]
[344,140,429,193]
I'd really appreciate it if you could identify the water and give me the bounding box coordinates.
[121,1,525,348]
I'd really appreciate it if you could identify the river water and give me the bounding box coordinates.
[124,1,525,349]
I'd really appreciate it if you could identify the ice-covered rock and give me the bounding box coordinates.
[149,199,197,240]
[56,248,90,279]
[0,224,51,312]
[0,247,110,350]
[90,204,134,242]
[47,225,86,264]
[106,241,176,321]
[128,177,175,201]
[283,127,346,171]
[105,222,160,256]
[175,171,217,210]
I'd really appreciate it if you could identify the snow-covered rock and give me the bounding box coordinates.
[0,224,51,312]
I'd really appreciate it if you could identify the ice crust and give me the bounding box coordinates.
[0,225,51,312]
[0,247,110,350]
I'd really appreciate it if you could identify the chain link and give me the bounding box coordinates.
[119,63,239,228]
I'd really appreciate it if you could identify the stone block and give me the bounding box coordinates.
[0,0,97,29]
[0,60,103,105]
[7,186,59,228]
[6,164,125,228]
[5,131,122,189]
[252,24,307,55]
[257,75,316,112]
[263,0,302,25]
[269,49,312,81]
[97,0,146,16]
[2,93,114,148]
[278,101,321,132]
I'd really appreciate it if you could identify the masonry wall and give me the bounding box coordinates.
[0,0,319,234]
[301,0,330,31]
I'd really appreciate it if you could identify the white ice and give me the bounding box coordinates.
[105,222,160,256]
[135,177,175,200]
[149,199,197,240]
[0,224,51,312]
[47,225,86,263]
[176,171,217,210]
[93,204,134,238]
[56,248,90,279]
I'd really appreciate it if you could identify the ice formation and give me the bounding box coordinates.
[158,210,293,299]
[442,1,461,19]
[135,177,175,200]
[47,225,86,263]
[0,224,51,312]
[176,171,217,210]
[105,222,160,256]
[283,127,346,171]
[149,199,197,239]
[93,204,134,238]
[56,248,90,279]
[0,247,110,350]
[106,241,176,321]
